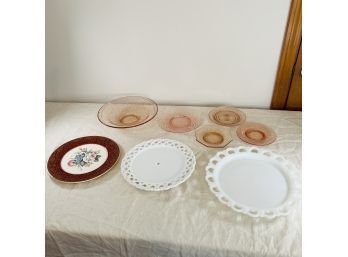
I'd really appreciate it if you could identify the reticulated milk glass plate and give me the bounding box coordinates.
[205,146,300,219]
[121,139,196,191]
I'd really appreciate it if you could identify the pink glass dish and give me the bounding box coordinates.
[159,110,201,133]
[237,122,277,146]
[195,125,232,148]
[98,96,158,128]
[209,106,246,127]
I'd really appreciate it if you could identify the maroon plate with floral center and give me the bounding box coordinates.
[47,136,120,183]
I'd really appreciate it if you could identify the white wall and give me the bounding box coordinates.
[46,0,291,108]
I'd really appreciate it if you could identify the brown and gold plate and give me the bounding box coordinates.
[237,122,277,146]
[209,106,246,127]
[195,125,232,148]
[47,136,120,183]
[98,96,158,128]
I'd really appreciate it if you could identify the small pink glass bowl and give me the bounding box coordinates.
[237,122,277,146]
[209,106,246,127]
[158,110,201,133]
[195,125,233,148]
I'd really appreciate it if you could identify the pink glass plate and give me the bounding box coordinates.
[195,125,233,148]
[237,122,277,146]
[209,106,246,127]
[98,96,158,128]
[159,110,201,133]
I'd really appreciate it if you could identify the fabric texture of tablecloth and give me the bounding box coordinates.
[46,102,302,257]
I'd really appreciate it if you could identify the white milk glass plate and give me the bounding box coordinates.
[121,139,196,191]
[205,146,300,219]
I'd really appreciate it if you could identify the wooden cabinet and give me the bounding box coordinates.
[271,0,302,111]
[286,44,302,110]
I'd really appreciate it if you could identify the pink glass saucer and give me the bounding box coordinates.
[237,122,277,146]
[159,110,201,133]
[195,125,233,148]
[209,106,246,127]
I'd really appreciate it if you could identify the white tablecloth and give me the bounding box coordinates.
[46,102,302,257]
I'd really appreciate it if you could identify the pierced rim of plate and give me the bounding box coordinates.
[121,139,196,191]
[47,136,120,183]
[237,122,277,146]
[97,96,158,128]
[205,146,300,219]
[209,106,246,127]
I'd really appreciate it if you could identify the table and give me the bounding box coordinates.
[46,102,302,257]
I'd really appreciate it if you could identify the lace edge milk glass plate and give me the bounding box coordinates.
[121,139,196,191]
[205,146,300,219]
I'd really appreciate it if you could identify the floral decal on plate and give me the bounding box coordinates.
[67,148,102,170]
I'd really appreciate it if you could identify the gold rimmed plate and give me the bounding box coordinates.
[47,136,120,183]
[98,96,158,128]
[237,122,277,146]
[209,106,246,127]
